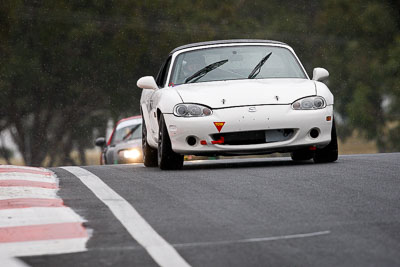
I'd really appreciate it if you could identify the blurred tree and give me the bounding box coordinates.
[0,0,136,166]
[313,0,399,152]
[383,36,400,151]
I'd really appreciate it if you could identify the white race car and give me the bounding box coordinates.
[138,40,338,170]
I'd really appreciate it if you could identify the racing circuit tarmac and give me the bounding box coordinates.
[6,153,400,266]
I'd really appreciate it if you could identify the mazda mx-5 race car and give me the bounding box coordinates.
[137,39,338,170]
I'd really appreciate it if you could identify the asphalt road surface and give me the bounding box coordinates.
[22,153,400,267]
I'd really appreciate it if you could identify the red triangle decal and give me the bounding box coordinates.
[213,122,225,132]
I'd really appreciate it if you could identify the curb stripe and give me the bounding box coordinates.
[62,166,190,267]
[0,165,89,260]
[0,187,58,200]
[0,222,87,243]
[0,174,55,182]
[0,168,52,176]
[0,180,58,189]
[0,257,29,267]
[0,198,64,210]
[0,207,85,227]
[0,238,88,257]
[0,165,47,170]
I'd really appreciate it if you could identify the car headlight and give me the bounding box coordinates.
[292,96,326,110]
[119,149,141,159]
[173,104,212,117]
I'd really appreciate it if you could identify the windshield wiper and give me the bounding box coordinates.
[122,124,140,141]
[185,59,228,83]
[248,52,272,79]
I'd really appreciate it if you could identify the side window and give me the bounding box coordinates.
[155,56,172,88]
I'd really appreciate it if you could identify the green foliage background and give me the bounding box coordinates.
[0,0,399,166]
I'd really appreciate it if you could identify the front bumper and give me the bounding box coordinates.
[164,105,333,155]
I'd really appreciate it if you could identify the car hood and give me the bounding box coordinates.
[174,79,316,108]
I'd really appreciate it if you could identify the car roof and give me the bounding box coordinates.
[116,115,142,126]
[169,39,287,54]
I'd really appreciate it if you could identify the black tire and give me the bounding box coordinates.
[158,114,184,170]
[313,119,338,163]
[142,116,158,167]
[290,148,314,161]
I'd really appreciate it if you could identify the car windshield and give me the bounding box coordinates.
[111,123,142,145]
[170,45,306,85]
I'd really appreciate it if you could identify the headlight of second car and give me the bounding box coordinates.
[174,104,212,117]
[119,149,141,160]
[291,96,326,110]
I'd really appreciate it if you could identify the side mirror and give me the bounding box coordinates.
[95,137,106,147]
[137,76,158,90]
[312,68,329,82]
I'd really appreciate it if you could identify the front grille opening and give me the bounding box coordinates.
[211,129,295,145]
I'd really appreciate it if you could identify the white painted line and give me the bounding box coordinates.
[0,207,85,227]
[0,187,58,200]
[0,237,88,257]
[62,166,190,267]
[173,230,331,248]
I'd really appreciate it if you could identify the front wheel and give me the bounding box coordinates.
[158,114,184,170]
[313,120,338,163]
[142,116,158,167]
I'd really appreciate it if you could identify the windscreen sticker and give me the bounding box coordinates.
[213,122,225,132]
